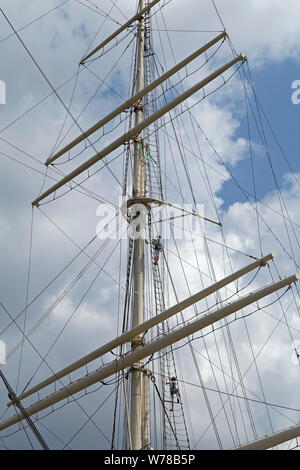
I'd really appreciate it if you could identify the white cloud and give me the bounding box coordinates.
[165,0,300,66]
[48,294,112,332]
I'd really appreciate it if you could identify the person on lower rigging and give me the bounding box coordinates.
[146,234,162,265]
[166,376,180,411]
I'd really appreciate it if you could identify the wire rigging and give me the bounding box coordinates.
[154,6,260,444]
[0,0,71,45]
[1,0,300,452]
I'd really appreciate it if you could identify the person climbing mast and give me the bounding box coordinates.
[166,376,180,411]
[146,234,162,265]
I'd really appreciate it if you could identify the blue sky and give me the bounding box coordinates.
[218,58,300,210]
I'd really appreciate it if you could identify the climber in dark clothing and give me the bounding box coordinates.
[146,234,162,265]
[166,376,180,411]
[152,235,162,265]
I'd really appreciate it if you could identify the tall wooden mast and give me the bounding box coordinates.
[130,0,147,450]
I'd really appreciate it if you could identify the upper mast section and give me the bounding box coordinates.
[79,0,161,65]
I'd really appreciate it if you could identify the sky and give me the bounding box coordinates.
[0,0,300,451]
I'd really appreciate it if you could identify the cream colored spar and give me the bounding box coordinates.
[233,424,300,450]
[7,252,274,407]
[122,196,223,226]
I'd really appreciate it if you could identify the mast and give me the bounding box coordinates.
[130,0,146,450]
[1,273,299,433]
[7,1,297,450]
[1,2,300,451]
[6,252,275,406]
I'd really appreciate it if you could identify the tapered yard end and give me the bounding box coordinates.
[260,252,275,267]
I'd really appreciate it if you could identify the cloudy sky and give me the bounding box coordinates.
[0,0,300,451]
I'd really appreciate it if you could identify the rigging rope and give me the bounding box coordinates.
[0,1,71,45]
[0,369,49,450]
[15,207,34,395]
[20,220,127,395]
[6,214,122,364]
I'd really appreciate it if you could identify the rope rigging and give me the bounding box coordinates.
[0,1,71,46]
[0,369,49,450]
[151,11,252,446]
[1,0,300,452]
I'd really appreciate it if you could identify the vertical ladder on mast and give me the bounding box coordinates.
[147,210,191,450]
[19,0,291,450]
